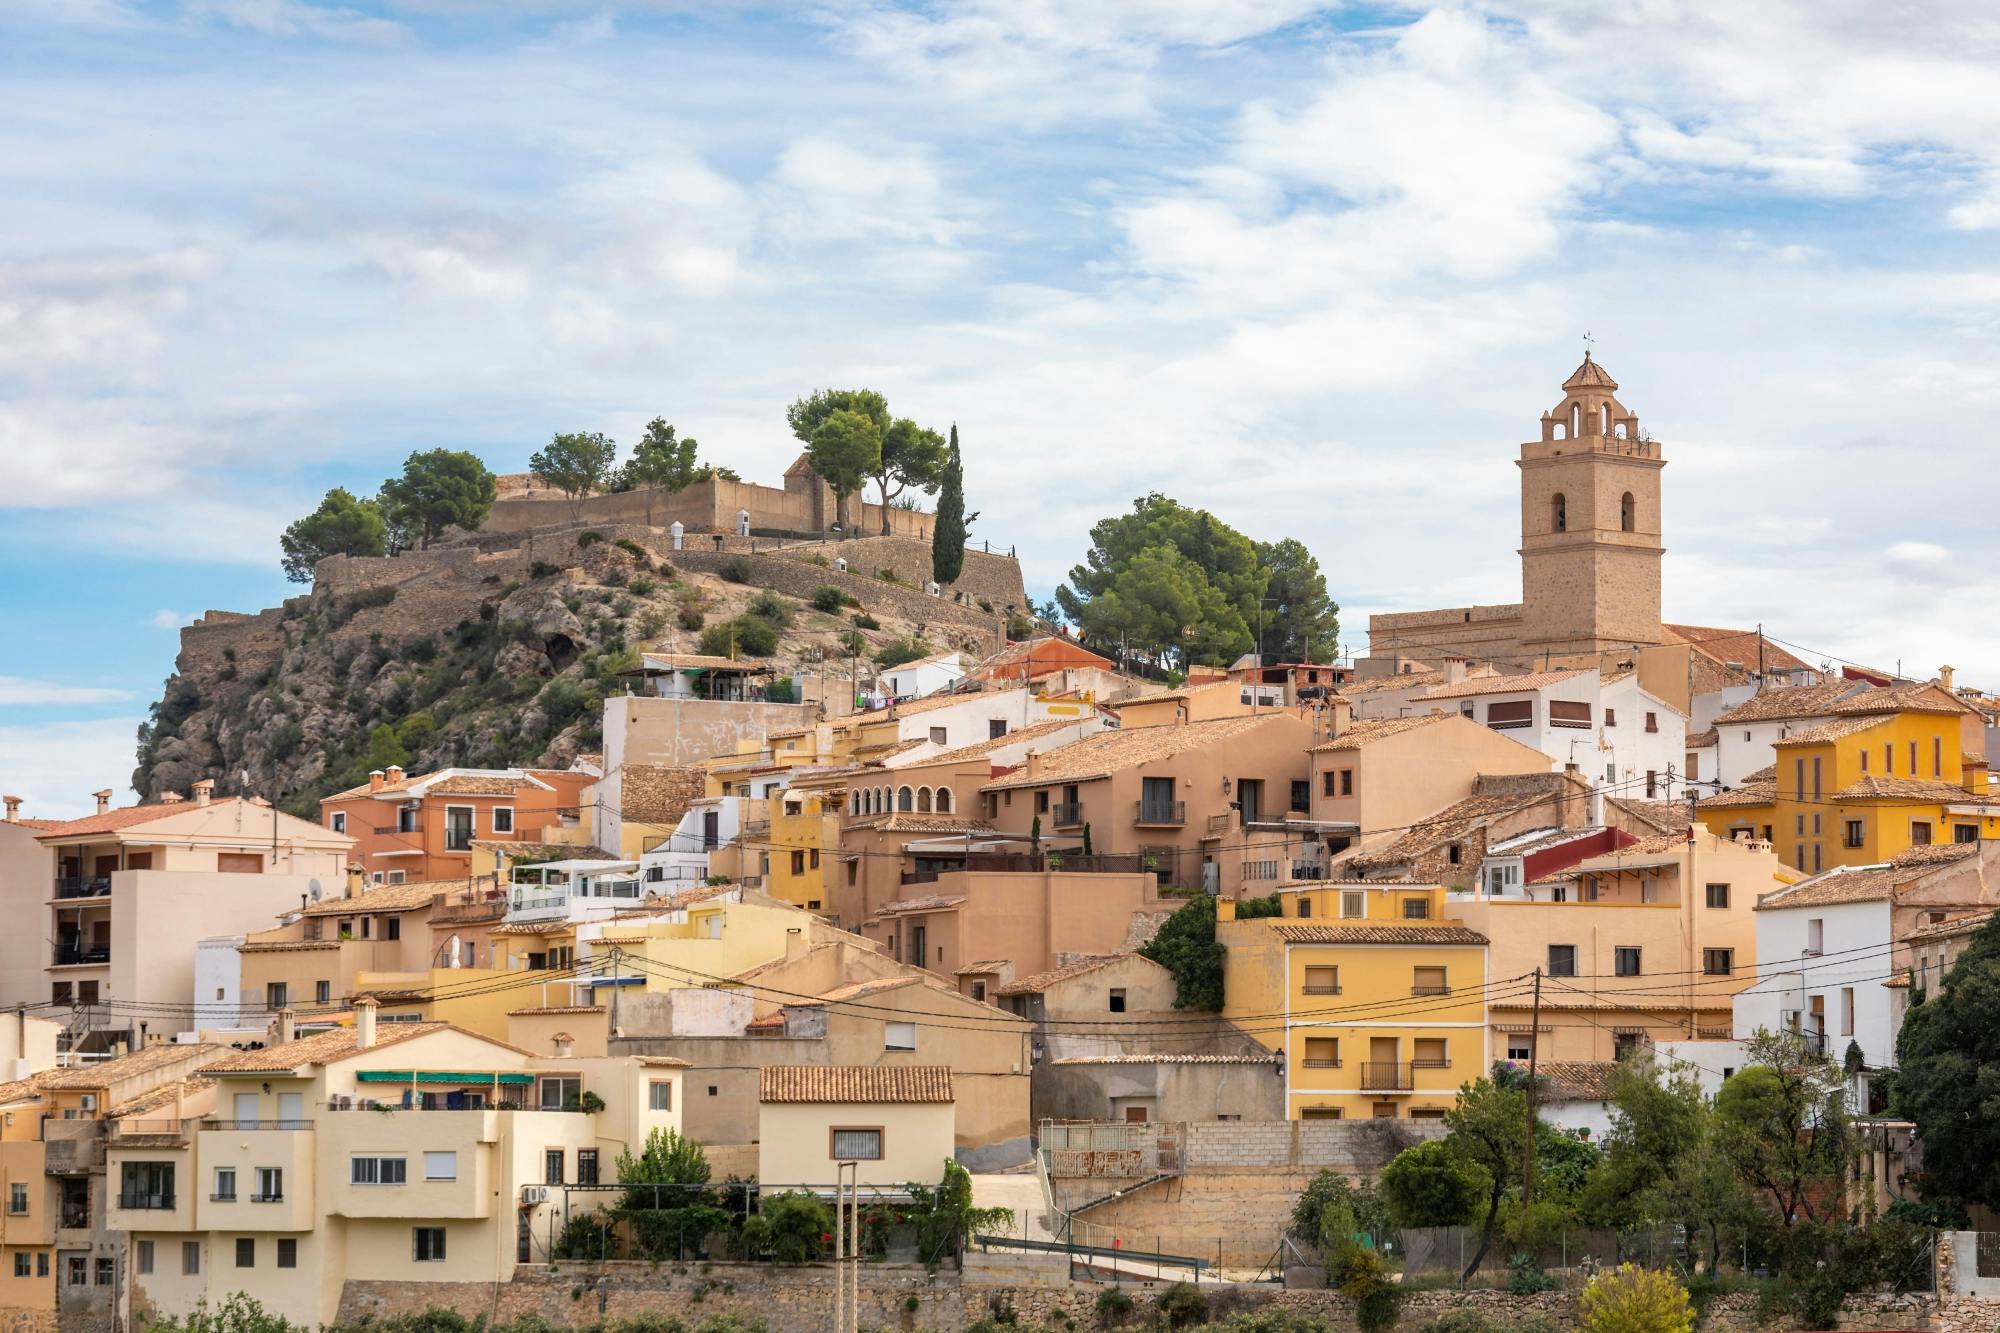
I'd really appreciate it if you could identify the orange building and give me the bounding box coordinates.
[319,765,594,884]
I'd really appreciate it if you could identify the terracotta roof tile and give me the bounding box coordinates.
[1661,624,1814,675]
[1903,910,1996,943]
[0,1068,67,1107]
[302,880,469,917]
[200,1023,451,1074]
[759,1065,952,1103]
[923,718,1101,766]
[109,1076,214,1119]
[985,713,1297,789]
[995,954,1126,996]
[1311,714,1449,752]
[853,814,999,835]
[1538,1060,1620,1101]
[1269,923,1487,946]
[644,653,773,671]
[1831,777,1985,802]
[41,1043,227,1088]
[1049,1054,1272,1066]
[1776,716,1896,747]
[1412,668,1591,701]
[1755,865,1904,909]
[953,960,1012,975]
[1698,780,1776,810]
[873,894,967,916]
[505,1006,605,1016]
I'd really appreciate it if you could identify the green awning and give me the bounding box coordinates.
[353,1071,533,1085]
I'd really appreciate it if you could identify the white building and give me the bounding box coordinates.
[855,689,1091,760]
[637,796,751,889]
[1410,668,1688,800]
[877,651,966,702]
[505,859,644,924]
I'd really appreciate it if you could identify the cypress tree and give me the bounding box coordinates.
[931,424,967,586]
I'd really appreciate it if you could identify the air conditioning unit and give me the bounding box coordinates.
[521,1185,551,1205]
[79,1095,96,1112]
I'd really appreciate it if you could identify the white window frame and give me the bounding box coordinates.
[386,870,406,885]
[443,804,475,852]
[648,1081,673,1111]
[491,806,515,835]
[1340,890,1365,918]
[329,811,346,835]
[350,1155,407,1186]
[254,1167,282,1201]
[213,1166,236,1201]
[883,1021,917,1052]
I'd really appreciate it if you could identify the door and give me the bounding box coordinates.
[277,1093,303,1126]
[1237,780,1263,827]
[910,925,927,967]
[233,1092,258,1125]
[702,810,720,850]
[446,808,473,852]
[1369,1037,1400,1090]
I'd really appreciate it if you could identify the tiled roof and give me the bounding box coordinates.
[1311,714,1449,753]
[1538,1060,1620,1101]
[872,894,967,916]
[1776,716,1895,747]
[954,960,1012,975]
[1563,352,1617,389]
[1269,923,1487,946]
[1049,1054,1273,1066]
[984,714,1293,790]
[996,954,1125,996]
[645,653,772,671]
[0,1068,67,1107]
[856,814,999,835]
[1831,777,1982,803]
[199,1023,451,1073]
[488,921,574,936]
[1892,842,1981,867]
[1698,780,1775,810]
[1742,764,1777,783]
[301,881,464,917]
[109,1076,214,1119]
[1755,864,1905,909]
[1686,728,1718,749]
[41,1042,227,1088]
[237,940,341,954]
[758,1065,953,1104]
[1608,798,1689,834]
[1412,668,1591,701]
[1904,910,1995,943]
[506,1005,606,1016]
[1712,683,1866,726]
[796,977,924,1005]
[924,718,1101,766]
[1662,624,1814,675]
[1364,789,1552,864]
[33,801,224,839]
[874,691,1000,719]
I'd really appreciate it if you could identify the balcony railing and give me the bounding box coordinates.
[1134,801,1186,826]
[1410,982,1451,996]
[741,821,771,839]
[54,877,111,900]
[1050,802,1084,828]
[115,1191,174,1210]
[250,1192,284,1203]
[373,823,421,836]
[1301,982,1342,996]
[59,1207,88,1230]
[1207,813,1232,833]
[1360,1062,1414,1091]
[1302,1056,1343,1069]
[54,947,109,966]
[200,1119,313,1131]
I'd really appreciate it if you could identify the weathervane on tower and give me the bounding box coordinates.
[1582,330,1595,358]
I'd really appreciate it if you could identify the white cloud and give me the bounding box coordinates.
[184,0,409,43]
[0,718,142,820]
[148,610,194,630]
[0,677,134,705]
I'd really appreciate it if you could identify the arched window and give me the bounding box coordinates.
[935,787,953,814]
[917,787,933,813]
[1620,492,1635,532]
[897,786,914,812]
[1601,403,1610,436]
[1570,403,1581,438]
[849,790,859,816]
[1552,493,1567,533]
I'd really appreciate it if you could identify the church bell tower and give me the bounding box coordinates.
[1517,353,1665,660]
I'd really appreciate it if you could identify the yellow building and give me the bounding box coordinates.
[1219,883,1488,1120]
[762,794,842,911]
[584,892,844,999]
[756,1066,956,1190]
[112,1002,685,1329]
[1699,706,2000,874]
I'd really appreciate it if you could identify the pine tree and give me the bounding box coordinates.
[932,424,967,586]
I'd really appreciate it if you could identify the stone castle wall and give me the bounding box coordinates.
[484,472,933,542]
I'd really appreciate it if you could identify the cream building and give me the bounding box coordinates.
[110,1002,684,1329]
[756,1066,955,1190]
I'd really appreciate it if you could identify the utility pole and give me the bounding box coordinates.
[1523,967,1543,1211]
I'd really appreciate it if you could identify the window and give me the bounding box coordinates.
[413,1228,447,1262]
[1806,918,1825,955]
[1485,700,1532,730]
[1841,987,1856,1035]
[12,1254,27,1278]
[277,1239,297,1269]
[330,811,346,835]
[1401,897,1430,920]
[1339,769,1353,797]
[65,1256,84,1287]
[1108,988,1127,1013]
[423,1152,457,1181]
[1290,779,1310,812]
[1703,948,1734,975]
[350,1156,407,1185]
[539,1076,580,1109]
[1956,823,1980,843]
[1645,711,1659,733]
[1549,700,1591,729]
[929,726,948,745]
[316,980,331,1004]
[1614,947,1641,977]
[1322,771,1337,797]
[648,1081,673,1112]
[884,1021,917,1051]
[1911,740,1919,775]
[971,980,985,1000]
[1035,791,1048,813]
[1812,756,1822,800]
[235,1239,255,1269]
[543,1150,564,1185]
[1412,966,1448,996]
[577,1150,600,1185]
[213,1167,236,1201]
[989,720,1008,739]
[386,917,401,941]
[1912,821,1933,846]
[790,851,805,876]
[182,1242,199,1276]
[1303,1037,1340,1068]
[1844,819,1865,848]
[265,982,288,1009]
[1547,945,1576,977]
[1296,898,1311,918]
[254,1168,282,1202]
[398,806,417,833]
[95,1258,112,1287]
[8,1183,26,1214]
[1620,491,1635,531]
[1646,770,1658,798]
[1303,966,1339,996]
[831,1128,884,1160]
[1552,492,1567,532]
[492,806,514,834]
[1413,1038,1448,1068]
[1340,890,1364,918]
[444,806,474,852]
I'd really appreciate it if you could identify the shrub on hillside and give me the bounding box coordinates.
[1576,1264,1694,1333]
[698,615,779,659]
[720,557,754,583]
[810,585,847,613]
[744,590,794,628]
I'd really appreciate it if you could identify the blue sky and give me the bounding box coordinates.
[7,0,2000,816]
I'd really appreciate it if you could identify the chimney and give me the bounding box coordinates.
[1327,696,1352,736]
[784,927,807,963]
[385,765,404,786]
[93,789,113,815]
[276,1007,295,1045]
[1588,782,1605,828]
[367,769,386,792]
[1940,664,1956,693]
[354,997,378,1050]
[191,779,214,808]
[552,1032,575,1060]
[1,796,17,823]
[1445,656,1470,684]
[159,791,185,805]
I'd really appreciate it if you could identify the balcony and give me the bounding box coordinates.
[53,877,110,900]
[1302,1056,1342,1069]
[58,1204,88,1230]
[1207,813,1232,833]
[431,897,507,926]
[200,1119,313,1131]
[1050,802,1084,828]
[250,1191,285,1204]
[53,947,109,967]
[374,823,422,836]
[1301,983,1342,996]
[1410,983,1452,997]
[115,1192,174,1211]
[1134,801,1186,827]
[1290,862,1330,882]
[1360,1062,1415,1092]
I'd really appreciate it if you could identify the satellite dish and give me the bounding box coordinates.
[308,879,323,902]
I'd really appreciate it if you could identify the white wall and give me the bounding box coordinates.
[879,657,964,701]
[639,798,745,887]
[1652,1038,1751,1097]
[1734,898,1896,1066]
[882,691,1083,755]
[1444,676,1688,800]
[194,936,250,1028]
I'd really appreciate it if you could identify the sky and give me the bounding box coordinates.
[6,0,2000,817]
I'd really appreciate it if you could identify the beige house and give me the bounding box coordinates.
[756,1066,955,1190]
[234,879,472,1020]
[856,869,1170,982]
[113,1002,685,1329]
[977,711,1320,897]
[30,786,351,1052]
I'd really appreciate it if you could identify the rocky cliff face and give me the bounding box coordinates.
[134,527,996,815]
